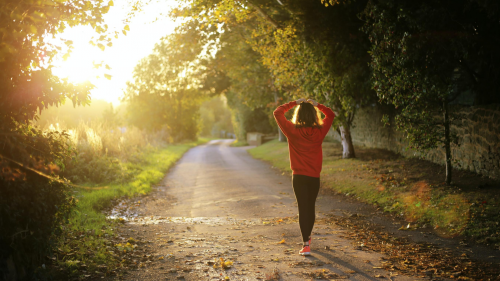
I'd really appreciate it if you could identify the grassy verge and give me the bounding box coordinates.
[230,139,249,147]
[53,138,210,277]
[249,139,500,248]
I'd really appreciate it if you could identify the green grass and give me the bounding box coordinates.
[55,138,210,276]
[248,139,500,246]
[230,139,249,147]
[247,139,291,172]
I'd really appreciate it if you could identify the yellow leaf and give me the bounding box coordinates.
[108,0,114,6]
[97,43,105,51]
[105,64,111,70]
[278,239,286,244]
[124,25,130,31]
[104,74,112,80]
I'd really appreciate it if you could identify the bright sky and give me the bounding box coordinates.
[52,0,180,105]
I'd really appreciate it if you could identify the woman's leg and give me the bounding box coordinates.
[292,174,320,243]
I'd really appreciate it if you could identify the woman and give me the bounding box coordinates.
[273,98,335,256]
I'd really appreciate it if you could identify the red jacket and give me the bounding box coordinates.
[273,101,335,178]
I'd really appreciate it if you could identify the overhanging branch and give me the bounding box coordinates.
[246,0,281,29]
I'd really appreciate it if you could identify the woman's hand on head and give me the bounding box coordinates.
[307,99,318,106]
[296,98,306,104]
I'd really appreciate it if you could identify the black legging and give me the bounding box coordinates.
[292,174,320,242]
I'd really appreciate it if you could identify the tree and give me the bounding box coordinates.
[363,0,500,184]
[0,0,114,176]
[248,0,375,157]
[199,95,234,137]
[172,0,376,158]
[201,22,278,141]
[123,29,205,142]
[0,0,114,277]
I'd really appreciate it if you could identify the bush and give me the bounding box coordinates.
[0,173,75,280]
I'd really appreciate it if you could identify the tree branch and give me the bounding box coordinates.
[246,0,281,29]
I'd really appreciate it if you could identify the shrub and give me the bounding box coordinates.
[0,174,75,280]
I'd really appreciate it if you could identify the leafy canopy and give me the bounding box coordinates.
[123,26,205,141]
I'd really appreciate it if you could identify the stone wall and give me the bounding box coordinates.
[328,104,500,179]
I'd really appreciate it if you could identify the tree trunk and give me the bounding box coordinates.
[339,125,355,158]
[278,127,287,142]
[274,91,287,142]
[443,101,452,185]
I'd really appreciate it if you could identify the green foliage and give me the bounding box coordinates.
[227,94,275,141]
[172,0,377,156]
[199,20,278,140]
[199,95,234,137]
[0,175,75,280]
[123,29,205,141]
[0,0,114,275]
[361,0,500,183]
[364,1,457,149]
[0,0,113,170]
[58,121,167,184]
[249,1,374,123]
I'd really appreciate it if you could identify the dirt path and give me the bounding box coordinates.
[106,140,497,281]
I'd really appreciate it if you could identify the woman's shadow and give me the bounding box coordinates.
[302,250,385,280]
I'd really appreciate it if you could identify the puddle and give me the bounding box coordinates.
[107,199,140,219]
[107,198,282,226]
[107,215,262,226]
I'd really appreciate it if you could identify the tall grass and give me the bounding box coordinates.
[45,121,169,184]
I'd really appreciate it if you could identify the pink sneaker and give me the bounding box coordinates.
[299,245,311,256]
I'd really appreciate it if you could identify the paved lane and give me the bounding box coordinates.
[155,139,297,219]
[114,139,415,281]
